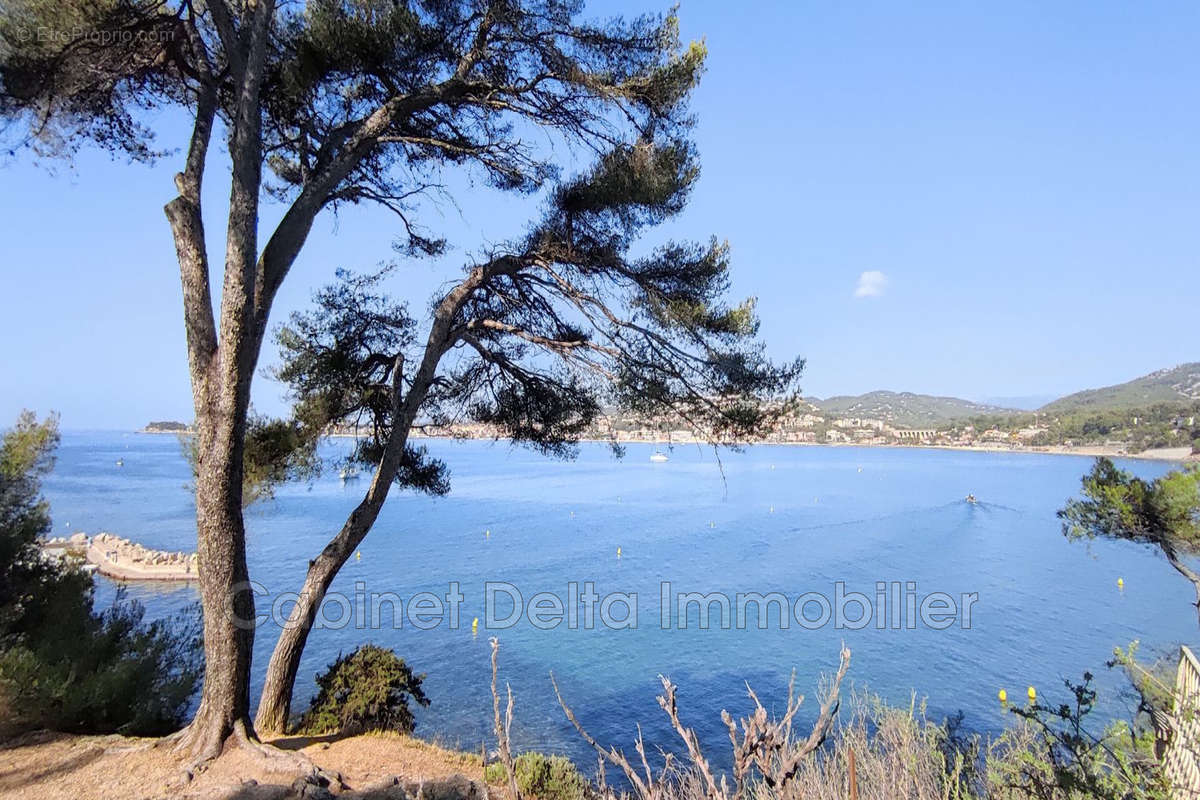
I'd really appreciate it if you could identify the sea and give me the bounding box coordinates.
[43,430,1196,769]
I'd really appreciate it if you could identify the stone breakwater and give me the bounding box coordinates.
[41,532,198,582]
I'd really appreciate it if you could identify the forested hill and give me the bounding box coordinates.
[810,392,1018,428]
[1038,363,1200,415]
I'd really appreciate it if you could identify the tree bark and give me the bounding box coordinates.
[164,0,277,761]
[253,456,405,733]
[255,274,484,733]
[176,414,256,758]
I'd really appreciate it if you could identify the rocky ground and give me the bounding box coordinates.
[0,730,492,800]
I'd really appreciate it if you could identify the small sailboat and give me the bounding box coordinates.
[965,494,977,504]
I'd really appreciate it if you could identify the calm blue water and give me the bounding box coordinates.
[44,431,1196,768]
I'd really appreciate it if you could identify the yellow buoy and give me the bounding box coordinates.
[1117,577,1124,588]
[617,546,622,558]
[998,689,1007,703]
[1027,686,1036,702]
[485,529,490,538]
[471,617,479,635]
[355,551,361,561]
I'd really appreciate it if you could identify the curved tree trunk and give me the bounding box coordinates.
[256,281,476,733]
[254,486,396,733]
[256,365,415,733]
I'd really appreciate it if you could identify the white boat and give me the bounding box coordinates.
[339,466,360,481]
[650,451,669,463]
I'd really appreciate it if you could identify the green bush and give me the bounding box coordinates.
[0,412,203,736]
[485,752,587,800]
[0,596,202,735]
[298,644,429,735]
[986,672,1169,799]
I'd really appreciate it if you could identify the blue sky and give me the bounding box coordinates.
[1,0,1197,429]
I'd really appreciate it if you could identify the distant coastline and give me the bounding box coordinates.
[404,430,1198,463]
[140,419,1197,463]
[150,426,1194,462]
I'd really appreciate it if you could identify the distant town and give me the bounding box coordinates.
[146,362,1200,460]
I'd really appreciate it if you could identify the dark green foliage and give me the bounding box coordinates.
[1050,402,1200,453]
[1059,457,1200,555]
[181,411,323,506]
[0,411,91,644]
[274,268,449,493]
[298,644,429,735]
[271,139,802,487]
[428,138,802,451]
[242,414,323,504]
[1059,457,1200,623]
[0,0,180,160]
[991,673,1169,799]
[0,412,202,736]
[0,596,202,735]
[2,0,705,203]
[4,0,798,734]
[485,752,587,800]
[274,268,418,432]
[144,420,188,431]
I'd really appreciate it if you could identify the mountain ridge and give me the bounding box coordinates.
[1038,362,1200,415]
[809,391,1018,428]
[808,362,1199,428]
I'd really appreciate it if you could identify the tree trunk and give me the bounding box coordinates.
[254,446,405,733]
[255,274,478,733]
[172,407,256,759]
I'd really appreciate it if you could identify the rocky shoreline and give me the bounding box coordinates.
[41,532,198,582]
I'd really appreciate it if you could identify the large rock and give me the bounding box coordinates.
[399,775,488,800]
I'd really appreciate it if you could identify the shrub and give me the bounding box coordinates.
[987,672,1169,800]
[298,644,429,735]
[0,412,203,736]
[485,752,588,800]
[780,690,982,800]
[0,596,202,735]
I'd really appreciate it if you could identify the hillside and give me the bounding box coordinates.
[811,391,1018,428]
[1039,363,1200,415]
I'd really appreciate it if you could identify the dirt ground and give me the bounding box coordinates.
[0,729,491,800]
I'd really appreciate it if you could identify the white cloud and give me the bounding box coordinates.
[853,270,888,298]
